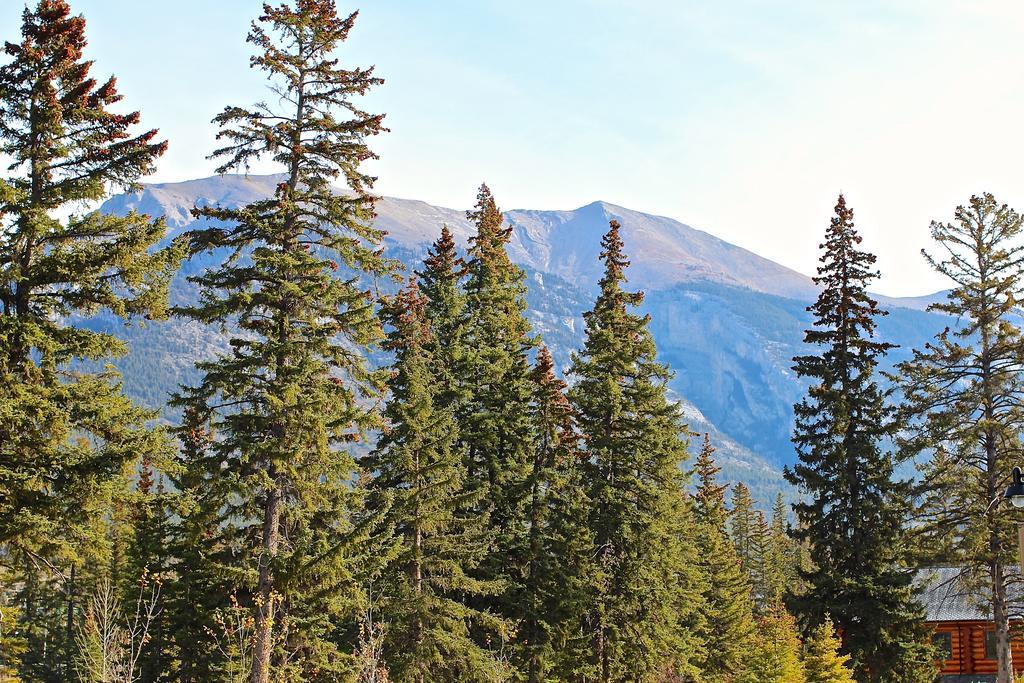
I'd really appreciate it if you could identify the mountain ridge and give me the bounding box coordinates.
[105,174,945,309]
[95,173,954,503]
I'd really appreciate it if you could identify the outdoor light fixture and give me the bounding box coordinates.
[1004,466,1024,574]
[1005,466,1024,508]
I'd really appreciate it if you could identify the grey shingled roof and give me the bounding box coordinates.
[912,566,1024,623]
[915,567,990,622]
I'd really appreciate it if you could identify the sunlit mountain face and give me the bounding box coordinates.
[93,174,949,504]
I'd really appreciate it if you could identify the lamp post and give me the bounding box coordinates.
[1002,466,1024,572]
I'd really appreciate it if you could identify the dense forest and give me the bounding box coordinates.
[2,2,1024,682]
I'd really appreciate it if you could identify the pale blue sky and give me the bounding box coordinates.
[4,1,1024,296]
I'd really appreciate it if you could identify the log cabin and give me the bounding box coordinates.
[917,567,1024,682]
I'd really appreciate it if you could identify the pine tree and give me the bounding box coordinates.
[0,1,179,677]
[569,219,705,681]
[416,225,466,414]
[366,281,504,683]
[518,346,595,682]
[459,185,535,509]
[785,195,930,682]
[0,0,177,564]
[123,458,172,683]
[763,495,792,606]
[803,617,855,683]
[170,3,393,681]
[164,408,234,683]
[691,434,756,681]
[457,184,537,663]
[749,511,772,610]
[729,483,759,579]
[895,193,1024,683]
[740,604,805,683]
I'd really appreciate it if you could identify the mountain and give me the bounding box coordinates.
[102,174,821,298]
[95,174,953,504]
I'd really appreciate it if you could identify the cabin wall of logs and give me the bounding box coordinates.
[931,621,1024,677]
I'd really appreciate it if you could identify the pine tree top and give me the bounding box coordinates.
[923,193,1024,330]
[731,482,753,511]
[800,194,893,367]
[461,181,533,348]
[771,493,788,528]
[419,225,462,282]
[575,219,654,369]
[804,616,856,683]
[467,183,512,252]
[693,434,728,525]
[0,0,166,204]
[532,347,568,404]
[530,346,575,448]
[596,219,644,309]
[382,278,432,355]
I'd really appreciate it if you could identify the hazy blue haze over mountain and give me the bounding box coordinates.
[94,174,952,504]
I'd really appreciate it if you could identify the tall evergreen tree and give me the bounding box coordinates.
[729,482,758,579]
[170,3,393,681]
[749,511,773,610]
[459,185,535,509]
[0,0,176,565]
[569,219,704,681]
[518,346,595,682]
[895,193,1024,683]
[691,434,756,681]
[0,1,179,678]
[366,281,504,683]
[762,496,792,606]
[123,458,172,683]
[785,195,931,682]
[416,225,466,414]
[457,184,537,663]
[164,408,234,683]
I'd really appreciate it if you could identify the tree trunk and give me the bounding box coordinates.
[599,624,609,683]
[64,563,75,679]
[251,478,282,683]
[528,471,542,683]
[414,446,425,683]
[993,560,1014,683]
[978,272,1013,683]
[250,58,303,683]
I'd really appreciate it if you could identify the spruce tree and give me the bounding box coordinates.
[749,511,773,610]
[785,195,930,682]
[729,482,759,578]
[457,184,537,662]
[895,193,1024,683]
[691,434,756,682]
[761,497,792,606]
[366,281,504,683]
[0,0,177,565]
[164,408,234,682]
[518,346,595,682]
[740,604,806,683]
[0,1,179,677]
[416,225,466,414]
[569,219,704,681]
[170,3,393,681]
[123,458,172,683]
[803,617,855,683]
[459,185,535,510]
